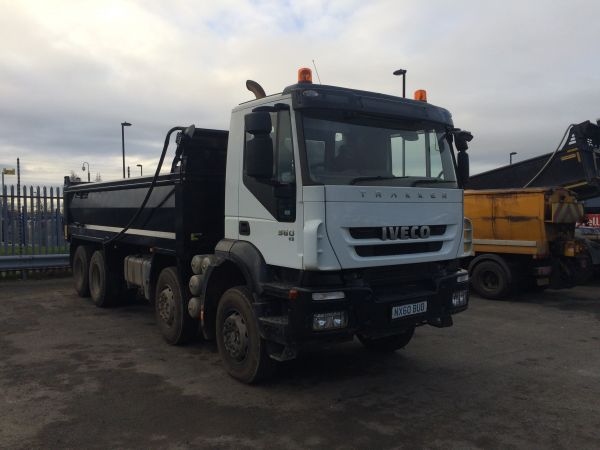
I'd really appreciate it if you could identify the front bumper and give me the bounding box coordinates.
[257,269,469,347]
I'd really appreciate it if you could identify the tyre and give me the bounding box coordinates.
[73,245,93,297]
[155,267,197,345]
[358,327,415,352]
[216,286,274,384]
[471,260,511,299]
[88,250,120,307]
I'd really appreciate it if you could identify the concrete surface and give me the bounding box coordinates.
[1,277,599,449]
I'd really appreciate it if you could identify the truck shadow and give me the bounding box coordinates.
[480,284,600,320]
[264,342,431,387]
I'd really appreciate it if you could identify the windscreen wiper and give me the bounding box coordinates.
[349,175,401,185]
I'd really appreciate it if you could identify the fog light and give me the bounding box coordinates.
[457,270,469,283]
[312,291,345,301]
[312,311,348,331]
[452,290,468,308]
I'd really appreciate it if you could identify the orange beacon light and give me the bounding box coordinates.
[298,67,313,83]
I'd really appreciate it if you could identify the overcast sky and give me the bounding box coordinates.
[1,0,599,188]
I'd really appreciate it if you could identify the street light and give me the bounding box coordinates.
[136,164,143,176]
[121,122,132,178]
[81,161,90,182]
[510,152,517,165]
[393,69,407,98]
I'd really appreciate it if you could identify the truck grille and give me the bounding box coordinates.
[349,225,446,240]
[358,262,445,297]
[355,241,443,257]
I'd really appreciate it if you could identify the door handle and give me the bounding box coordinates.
[239,221,250,236]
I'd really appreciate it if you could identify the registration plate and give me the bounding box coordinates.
[391,301,427,319]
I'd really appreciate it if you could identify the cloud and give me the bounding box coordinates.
[0,0,599,188]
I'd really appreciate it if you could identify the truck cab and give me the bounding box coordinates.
[65,69,473,383]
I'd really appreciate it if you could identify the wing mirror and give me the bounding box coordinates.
[454,130,473,151]
[245,112,274,179]
[451,129,473,188]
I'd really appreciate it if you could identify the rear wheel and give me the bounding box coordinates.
[358,327,415,352]
[216,286,274,384]
[88,250,120,307]
[471,260,511,299]
[73,245,93,297]
[155,267,197,345]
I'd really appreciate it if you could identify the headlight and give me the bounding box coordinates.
[312,311,348,331]
[457,270,469,283]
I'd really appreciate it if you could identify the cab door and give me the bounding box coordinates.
[237,103,303,269]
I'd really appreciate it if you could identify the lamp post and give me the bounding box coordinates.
[510,152,517,165]
[136,164,143,176]
[81,161,90,182]
[121,122,132,178]
[393,69,407,98]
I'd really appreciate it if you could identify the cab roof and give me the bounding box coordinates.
[282,83,453,126]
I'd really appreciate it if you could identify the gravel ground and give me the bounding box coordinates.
[1,277,599,449]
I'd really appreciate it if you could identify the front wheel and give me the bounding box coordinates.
[358,327,415,352]
[216,286,274,384]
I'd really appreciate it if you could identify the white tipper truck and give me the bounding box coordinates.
[65,68,473,383]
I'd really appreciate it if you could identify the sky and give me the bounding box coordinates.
[0,0,599,189]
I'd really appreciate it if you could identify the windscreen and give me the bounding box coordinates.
[302,110,457,187]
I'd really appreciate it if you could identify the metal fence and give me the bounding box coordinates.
[0,184,69,272]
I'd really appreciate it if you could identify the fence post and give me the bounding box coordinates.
[22,186,28,249]
[49,187,54,251]
[29,186,34,255]
[10,185,14,255]
[2,184,6,254]
[36,186,41,253]
[17,160,23,260]
[42,186,48,254]
[57,187,65,250]
[55,187,60,250]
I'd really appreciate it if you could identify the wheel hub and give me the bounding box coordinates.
[482,271,499,290]
[158,286,175,326]
[223,311,248,362]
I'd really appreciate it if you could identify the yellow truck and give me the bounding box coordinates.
[464,187,587,299]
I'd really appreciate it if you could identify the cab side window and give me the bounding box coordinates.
[243,109,296,222]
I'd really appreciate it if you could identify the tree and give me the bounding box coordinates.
[69,170,81,182]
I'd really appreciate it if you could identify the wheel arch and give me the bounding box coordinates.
[196,239,269,340]
[148,253,178,303]
[69,237,100,265]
